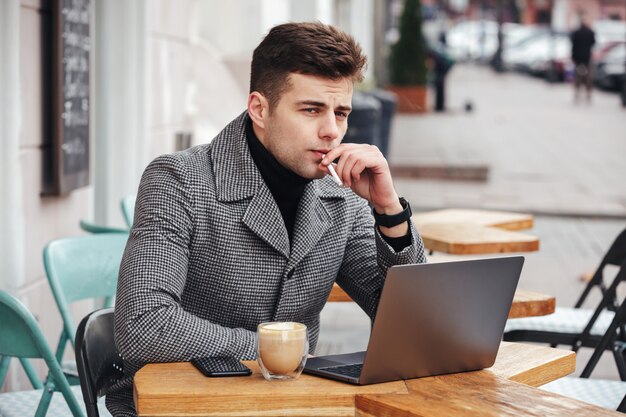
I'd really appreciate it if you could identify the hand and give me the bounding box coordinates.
[320,144,402,215]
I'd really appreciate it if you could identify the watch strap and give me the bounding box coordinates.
[373,197,412,228]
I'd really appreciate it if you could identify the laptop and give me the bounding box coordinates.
[304,256,524,385]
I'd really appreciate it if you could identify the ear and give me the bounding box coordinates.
[247,91,269,130]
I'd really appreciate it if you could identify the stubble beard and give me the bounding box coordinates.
[264,123,323,180]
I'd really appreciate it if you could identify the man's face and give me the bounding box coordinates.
[259,73,353,179]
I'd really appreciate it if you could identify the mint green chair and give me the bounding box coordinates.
[78,220,128,235]
[0,290,84,417]
[43,234,128,383]
[120,195,136,228]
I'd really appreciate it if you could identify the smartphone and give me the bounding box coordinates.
[191,356,252,377]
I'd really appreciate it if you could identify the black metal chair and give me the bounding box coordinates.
[75,308,123,417]
[541,293,626,412]
[505,228,626,351]
[575,228,626,313]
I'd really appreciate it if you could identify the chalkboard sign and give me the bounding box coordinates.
[51,0,91,194]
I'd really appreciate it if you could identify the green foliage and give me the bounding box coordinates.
[389,0,428,86]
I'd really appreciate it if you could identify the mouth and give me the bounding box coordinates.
[312,149,332,161]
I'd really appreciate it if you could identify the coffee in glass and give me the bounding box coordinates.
[257,322,308,381]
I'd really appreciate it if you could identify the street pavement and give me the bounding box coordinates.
[318,64,626,381]
[391,64,626,218]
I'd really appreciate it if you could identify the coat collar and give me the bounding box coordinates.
[211,111,346,203]
[211,112,264,202]
[210,111,348,260]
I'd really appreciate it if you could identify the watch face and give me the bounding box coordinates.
[401,198,412,215]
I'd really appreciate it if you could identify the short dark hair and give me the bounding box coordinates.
[250,22,367,109]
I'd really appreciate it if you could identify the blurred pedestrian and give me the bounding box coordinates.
[570,17,596,103]
[428,41,454,112]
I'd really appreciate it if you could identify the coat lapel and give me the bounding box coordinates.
[286,181,344,271]
[211,112,290,258]
[242,186,290,258]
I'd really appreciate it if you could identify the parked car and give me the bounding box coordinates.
[503,32,571,80]
[593,20,626,46]
[445,20,499,61]
[593,42,626,91]
[505,24,549,50]
[446,21,548,63]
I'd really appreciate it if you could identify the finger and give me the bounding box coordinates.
[339,149,366,186]
[336,145,381,172]
[335,147,363,186]
[348,154,384,185]
[348,158,367,183]
[322,143,363,166]
[337,148,372,187]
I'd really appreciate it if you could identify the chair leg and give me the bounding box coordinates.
[581,295,626,378]
[35,381,54,417]
[57,378,84,417]
[618,393,626,413]
[0,356,43,390]
[581,328,616,378]
[0,356,10,387]
[48,362,85,417]
[614,341,626,381]
[54,331,69,364]
[19,357,44,389]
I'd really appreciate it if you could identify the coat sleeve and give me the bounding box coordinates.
[335,199,427,320]
[114,154,257,364]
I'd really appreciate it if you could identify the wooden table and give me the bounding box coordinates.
[510,289,555,318]
[418,223,539,254]
[411,209,539,255]
[412,208,534,231]
[327,284,555,318]
[134,342,619,416]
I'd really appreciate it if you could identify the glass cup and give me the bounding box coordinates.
[256,322,309,381]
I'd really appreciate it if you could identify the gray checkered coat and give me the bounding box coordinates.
[107,112,426,416]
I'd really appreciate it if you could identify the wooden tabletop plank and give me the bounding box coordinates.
[483,341,575,387]
[357,343,584,416]
[419,223,539,254]
[509,289,555,319]
[356,373,620,417]
[134,361,407,417]
[412,208,534,231]
[134,342,575,417]
[329,284,555,319]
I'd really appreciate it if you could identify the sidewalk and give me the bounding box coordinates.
[389,64,626,218]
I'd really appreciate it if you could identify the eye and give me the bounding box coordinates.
[303,108,319,114]
[335,111,348,120]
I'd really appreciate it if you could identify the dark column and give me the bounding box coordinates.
[491,0,505,73]
[622,0,626,107]
[545,0,558,83]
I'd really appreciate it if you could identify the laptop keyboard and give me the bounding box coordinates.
[319,363,363,378]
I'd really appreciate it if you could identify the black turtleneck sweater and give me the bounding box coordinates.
[246,117,310,240]
[245,117,410,251]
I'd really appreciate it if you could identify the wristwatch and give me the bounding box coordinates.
[372,197,412,228]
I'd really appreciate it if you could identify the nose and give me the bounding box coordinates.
[319,112,340,141]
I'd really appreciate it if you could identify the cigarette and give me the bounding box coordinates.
[323,155,343,186]
[327,164,343,186]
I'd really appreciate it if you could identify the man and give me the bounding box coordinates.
[571,17,596,103]
[108,22,426,416]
